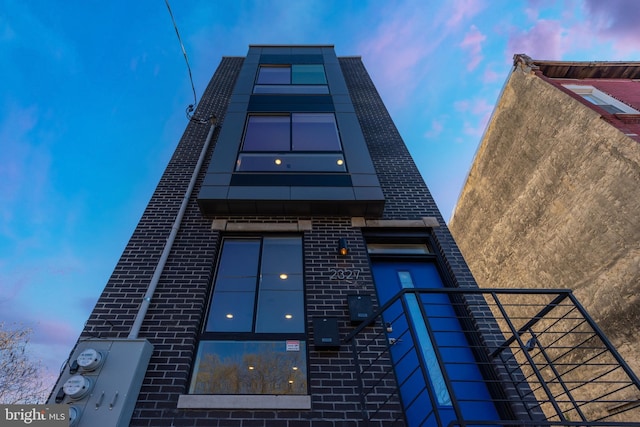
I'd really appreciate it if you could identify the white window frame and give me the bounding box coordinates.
[563,85,639,114]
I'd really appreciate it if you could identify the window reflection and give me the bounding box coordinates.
[256,66,290,84]
[292,113,342,151]
[292,64,326,84]
[190,341,307,395]
[256,237,304,333]
[256,65,326,86]
[238,113,345,173]
[243,116,289,151]
[206,240,260,332]
[206,237,303,333]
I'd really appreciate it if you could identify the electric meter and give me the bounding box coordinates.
[62,375,93,400]
[76,348,104,371]
[69,406,81,427]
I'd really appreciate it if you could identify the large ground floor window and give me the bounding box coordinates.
[189,236,307,395]
[189,340,307,394]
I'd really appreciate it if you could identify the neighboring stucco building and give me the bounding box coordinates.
[450,54,640,380]
[48,47,640,426]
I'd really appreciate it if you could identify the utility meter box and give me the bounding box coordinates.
[48,339,153,427]
[347,294,373,324]
[313,317,340,349]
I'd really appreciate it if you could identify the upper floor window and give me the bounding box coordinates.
[254,64,328,94]
[236,113,346,172]
[563,85,639,114]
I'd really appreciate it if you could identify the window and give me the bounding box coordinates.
[563,85,639,114]
[236,113,346,172]
[254,65,328,94]
[367,243,433,255]
[190,237,307,395]
[397,271,452,406]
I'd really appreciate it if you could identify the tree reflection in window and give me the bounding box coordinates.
[190,341,307,395]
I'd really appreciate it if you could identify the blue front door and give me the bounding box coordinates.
[372,260,500,426]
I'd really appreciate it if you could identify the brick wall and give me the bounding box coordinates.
[74,54,523,426]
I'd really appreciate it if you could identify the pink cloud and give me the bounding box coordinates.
[523,7,540,21]
[446,0,487,29]
[482,67,501,83]
[506,19,566,60]
[424,120,444,138]
[32,319,78,347]
[454,100,470,112]
[0,271,34,304]
[460,25,486,71]
[583,0,640,55]
[359,0,487,108]
[359,11,442,106]
[1,306,82,382]
[509,1,640,62]
[454,98,494,137]
[30,320,80,390]
[471,98,493,116]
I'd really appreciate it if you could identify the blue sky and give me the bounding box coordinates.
[2,0,640,387]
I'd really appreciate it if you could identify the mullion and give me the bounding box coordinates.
[250,237,265,333]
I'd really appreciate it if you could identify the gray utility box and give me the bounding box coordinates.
[48,339,153,427]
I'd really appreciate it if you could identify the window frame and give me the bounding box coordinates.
[254,64,329,94]
[189,235,309,397]
[236,113,347,173]
[563,84,639,114]
[256,64,327,85]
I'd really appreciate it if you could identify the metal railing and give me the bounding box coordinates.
[344,288,640,427]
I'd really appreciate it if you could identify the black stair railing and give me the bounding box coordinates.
[343,288,640,427]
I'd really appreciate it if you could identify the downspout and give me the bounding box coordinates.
[128,117,217,339]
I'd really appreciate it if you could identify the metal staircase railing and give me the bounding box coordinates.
[343,288,640,427]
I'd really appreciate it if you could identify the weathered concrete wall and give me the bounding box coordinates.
[449,66,640,374]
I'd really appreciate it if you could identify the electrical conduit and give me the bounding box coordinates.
[128,119,217,339]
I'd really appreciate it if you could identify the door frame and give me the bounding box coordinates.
[363,230,511,422]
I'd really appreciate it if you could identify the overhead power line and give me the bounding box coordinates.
[164,0,212,124]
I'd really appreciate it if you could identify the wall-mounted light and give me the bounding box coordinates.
[338,238,349,256]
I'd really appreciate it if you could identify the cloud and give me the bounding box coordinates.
[446,0,487,29]
[583,0,640,54]
[506,19,566,60]
[358,6,442,106]
[0,104,50,238]
[0,268,87,378]
[358,0,485,108]
[28,320,80,387]
[508,0,640,62]
[454,97,494,137]
[460,25,486,71]
[424,119,445,139]
[482,66,502,83]
[32,319,78,348]
[0,270,33,305]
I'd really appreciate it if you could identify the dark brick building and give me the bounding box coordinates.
[49,47,640,426]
